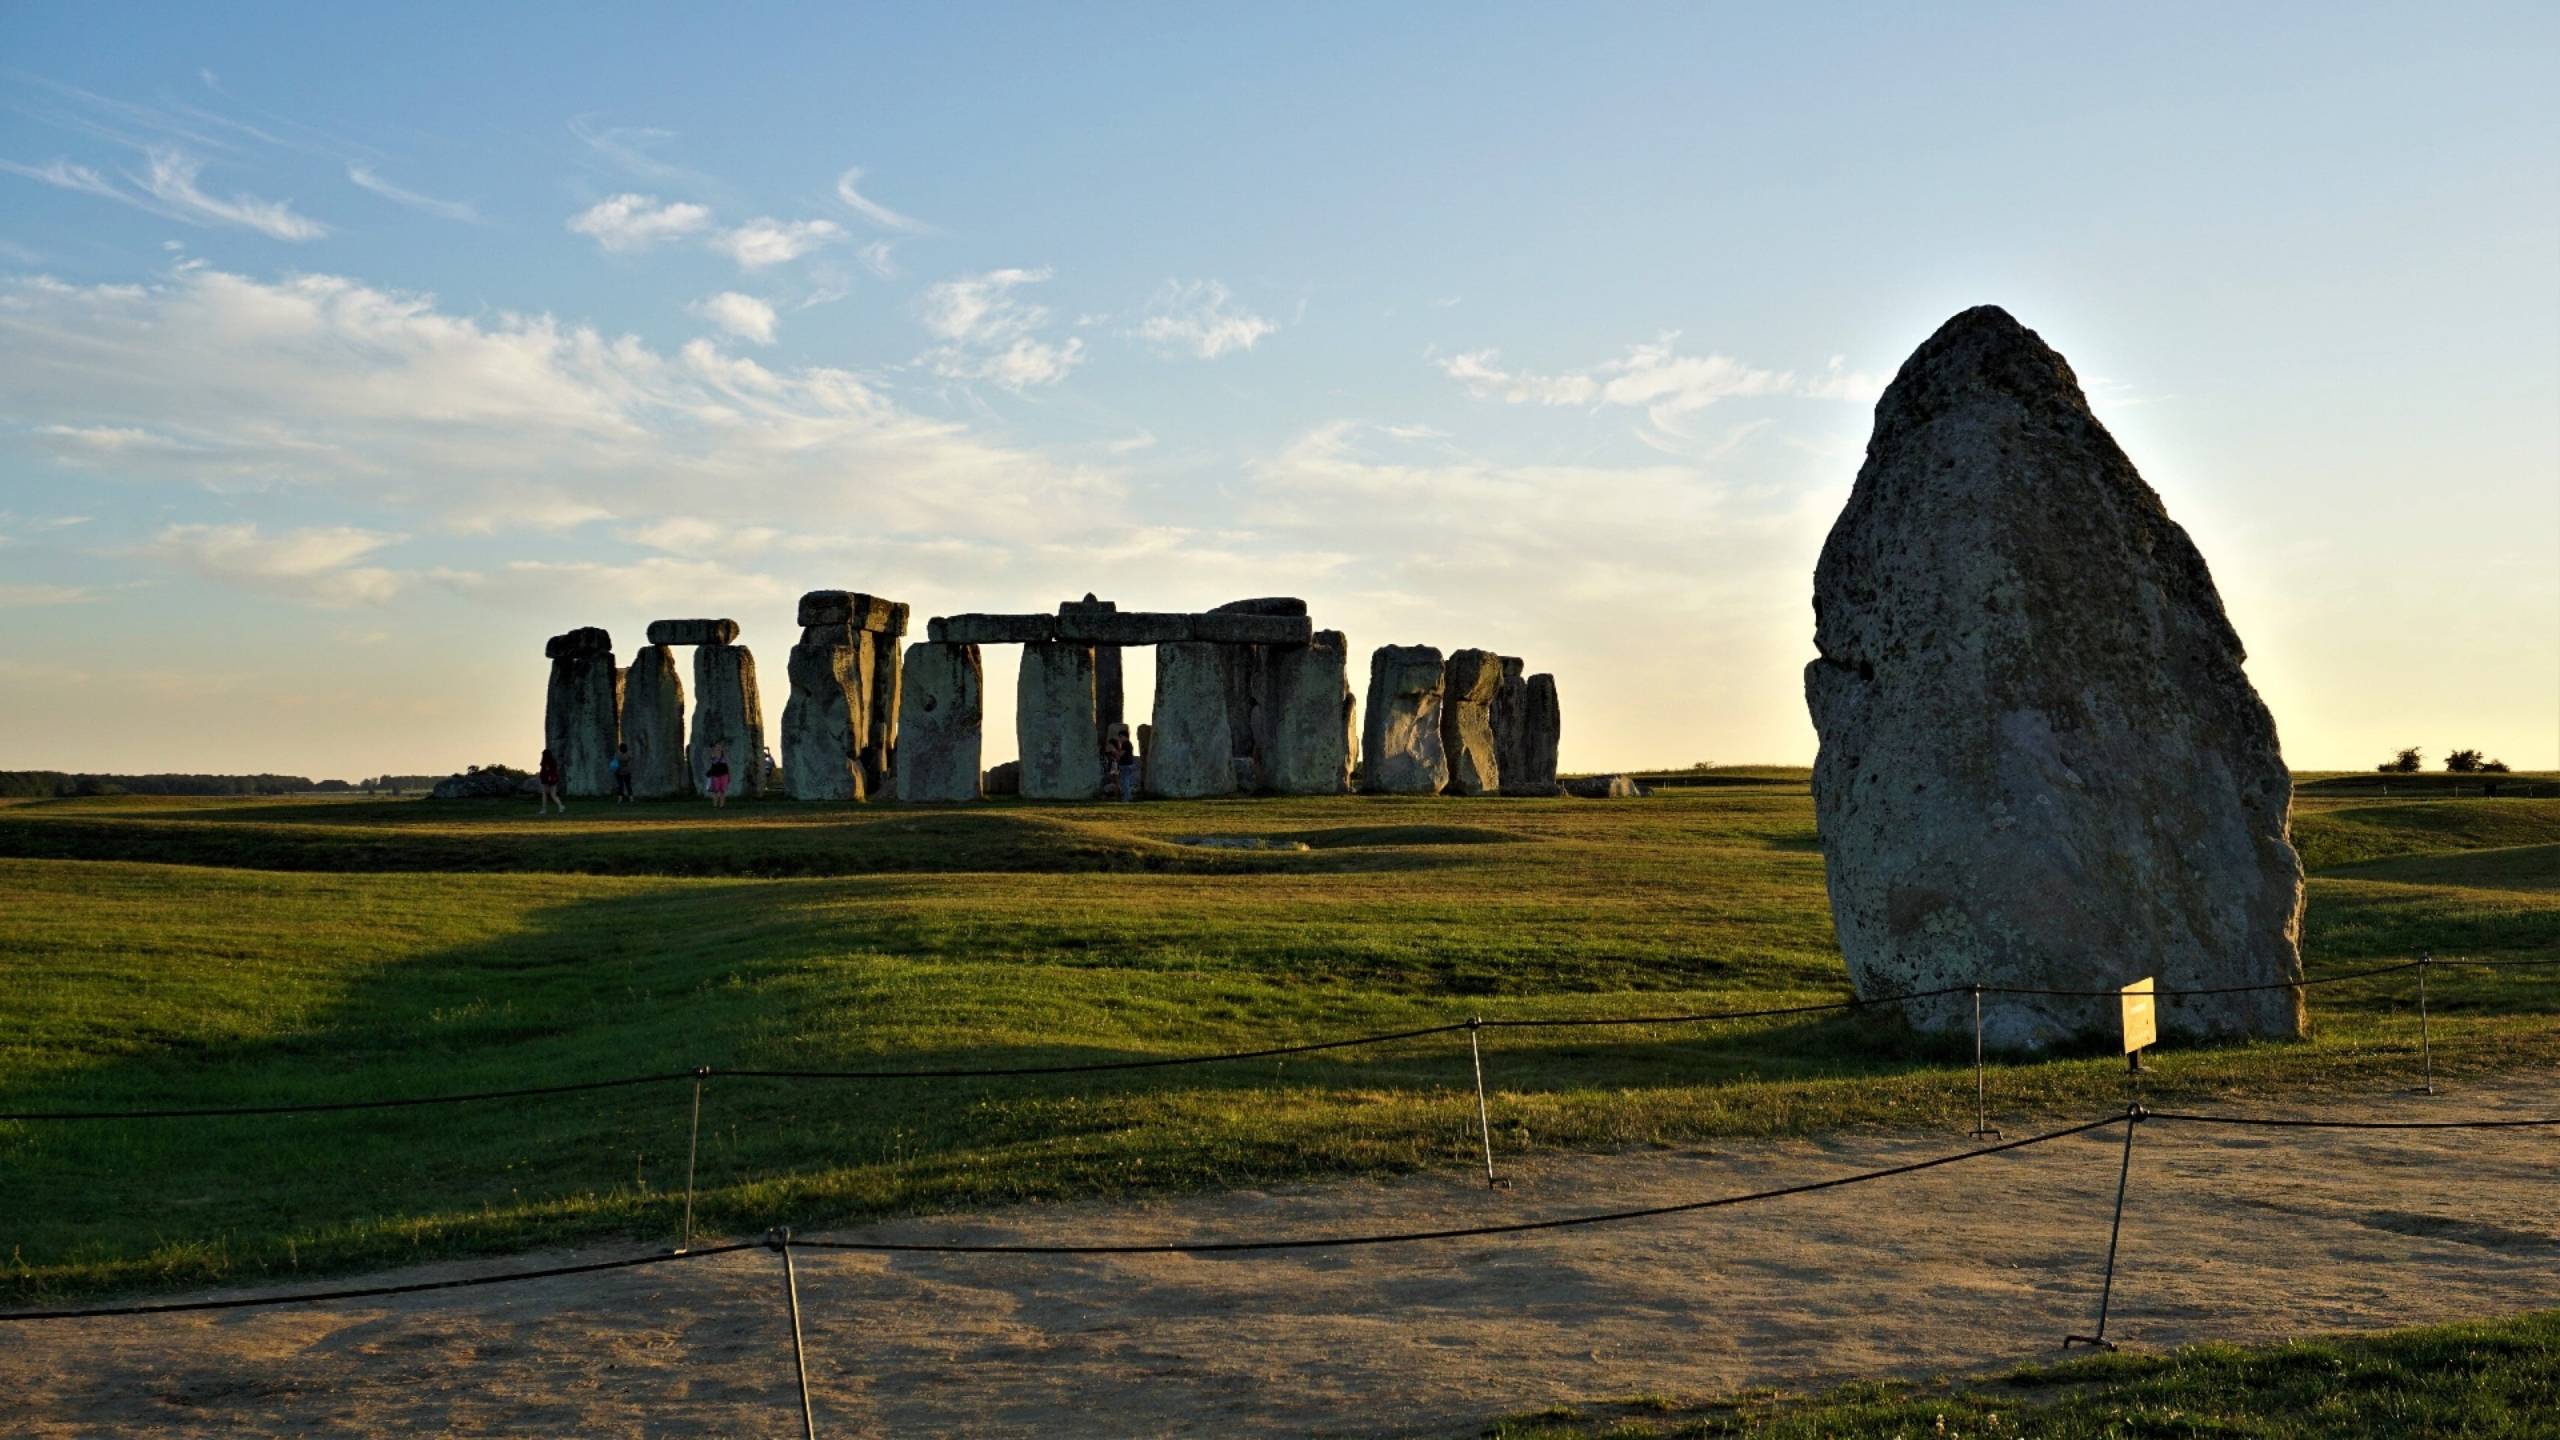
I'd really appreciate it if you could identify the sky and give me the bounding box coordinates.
[2,2,2554,779]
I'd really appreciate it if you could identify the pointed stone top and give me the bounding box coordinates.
[1875,305,2091,435]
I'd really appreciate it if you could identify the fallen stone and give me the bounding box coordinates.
[544,626,612,660]
[544,648,620,797]
[645,618,739,647]
[1563,774,1641,799]
[1147,641,1237,798]
[1191,611,1313,646]
[1501,674,1563,796]
[941,613,1060,646]
[983,759,1021,796]
[1362,645,1448,795]
[781,642,869,801]
[620,644,690,797]
[1806,305,2305,1049]
[797,591,898,631]
[1057,611,1194,645]
[1015,642,1100,799]
[1262,630,1353,795]
[689,644,767,797]
[896,642,984,803]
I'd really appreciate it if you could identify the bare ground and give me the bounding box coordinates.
[6,1081,2553,1438]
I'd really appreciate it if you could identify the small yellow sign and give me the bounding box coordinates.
[2120,976,2157,1054]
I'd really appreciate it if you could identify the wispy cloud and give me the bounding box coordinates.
[708,217,843,269]
[0,156,127,202]
[833,166,930,233]
[139,522,407,606]
[919,266,1086,389]
[1438,336,1883,428]
[0,582,94,607]
[689,291,778,344]
[567,115,701,185]
[346,163,479,223]
[132,148,328,240]
[566,193,712,252]
[1134,278,1276,360]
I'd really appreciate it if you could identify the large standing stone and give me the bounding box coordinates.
[864,608,905,798]
[1490,658,1531,781]
[1016,642,1101,800]
[1061,595,1126,731]
[896,642,983,803]
[620,644,690,797]
[1506,673,1562,796]
[1149,640,1238,798]
[543,628,619,797]
[781,641,870,801]
[1806,305,2305,1049]
[1263,630,1353,795]
[1362,645,1448,794]
[690,643,767,797]
[1440,648,1504,797]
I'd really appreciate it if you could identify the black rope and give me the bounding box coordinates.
[0,1242,758,1322]
[789,1115,2125,1256]
[0,1070,690,1122]
[2146,1109,2560,1131]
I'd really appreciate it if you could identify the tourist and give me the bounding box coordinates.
[705,742,732,809]
[761,746,778,791]
[1103,723,1140,801]
[610,743,633,803]
[536,748,566,814]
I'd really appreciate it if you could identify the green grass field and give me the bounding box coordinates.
[1481,1309,2560,1438]
[1,781,2554,1303]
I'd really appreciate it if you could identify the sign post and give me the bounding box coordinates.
[2065,976,2156,1352]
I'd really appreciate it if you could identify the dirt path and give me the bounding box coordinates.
[8,1082,2554,1438]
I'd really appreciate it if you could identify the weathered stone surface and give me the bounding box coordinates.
[1147,641,1236,798]
[1361,645,1447,794]
[646,618,739,647]
[1061,595,1125,731]
[1564,774,1640,799]
[620,645,690,797]
[1191,611,1312,646]
[887,602,911,637]
[942,613,1059,645]
[1058,610,1194,645]
[1218,643,1267,769]
[544,650,620,796]
[1263,631,1353,795]
[430,767,539,799]
[865,630,902,797]
[689,644,766,797]
[983,759,1020,796]
[1015,642,1100,800]
[1501,673,1563,796]
[1439,647,1505,796]
[1806,305,2305,1049]
[896,642,983,803]
[797,591,897,631]
[1231,756,1261,793]
[781,642,869,801]
[1490,658,1532,784]
[1209,597,1308,617]
[545,626,612,660]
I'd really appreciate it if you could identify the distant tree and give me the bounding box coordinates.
[2481,758,2511,774]
[2445,749,2484,773]
[2378,746,2423,774]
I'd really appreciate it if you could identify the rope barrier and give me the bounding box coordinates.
[0,1242,758,1322]
[787,1116,2126,1256]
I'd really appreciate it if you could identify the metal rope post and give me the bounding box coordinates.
[677,1066,709,1252]
[2063,1105,2143,1351]
[1968,986,2000,1139]
[2412,953,2436,1096]
[768,1227,819,1440]
[1467,1019,1508,1191]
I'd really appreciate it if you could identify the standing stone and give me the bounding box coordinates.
[896,642,983,803]
[1263,630,1353,795]
[620,644,690,798]
[1806,305,2305,1049]
[1147,641,1237,798]
[1063,595,1125,732]
[1507,673,1562,795]
[1491,658,1531,782]
[690,643,767,798]
[782,641,869,801]
[1016,642,1101,800]
[1440,648,1504,797]
[543,628,618,797]
[1362,645,1447,794]
[864,604,907,797]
